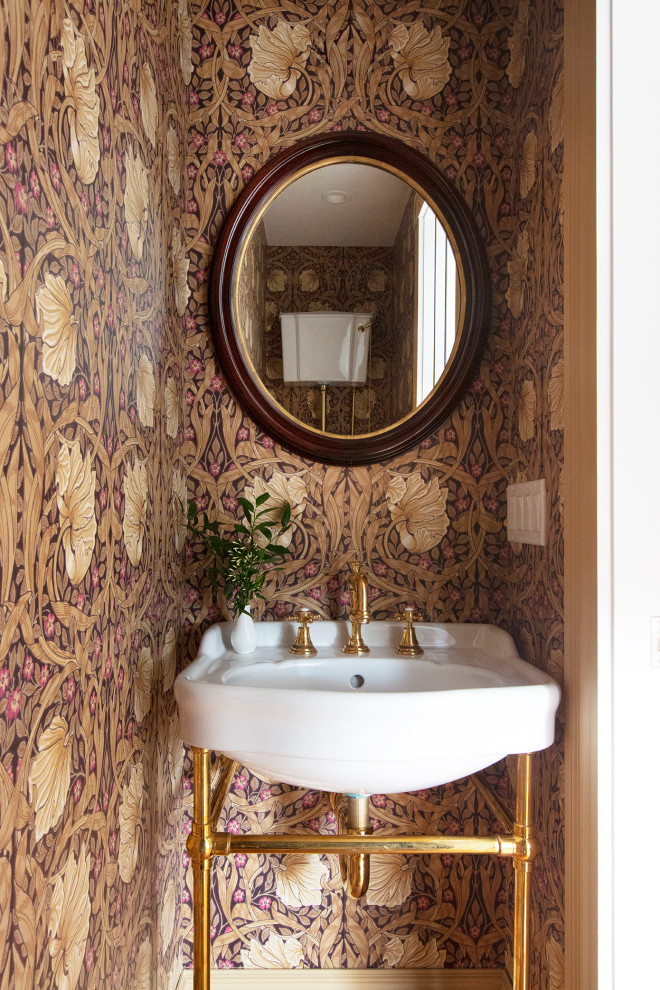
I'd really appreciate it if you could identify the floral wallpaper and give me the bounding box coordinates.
[263,244,401,434]
[0,0,188,987]
[180,0,564,985]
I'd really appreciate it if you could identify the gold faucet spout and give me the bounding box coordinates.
[343,560,370,655]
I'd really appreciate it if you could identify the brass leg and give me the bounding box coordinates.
[512,753,536,990]
[188,748,212,990]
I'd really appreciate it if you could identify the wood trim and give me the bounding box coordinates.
[564,1,599,989]
[177,969,512,990]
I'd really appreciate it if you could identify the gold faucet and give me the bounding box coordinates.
[342,560,370,655]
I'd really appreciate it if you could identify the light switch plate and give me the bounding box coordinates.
[506,479,547,546]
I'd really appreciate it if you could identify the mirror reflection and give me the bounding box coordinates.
[235,163,463,437]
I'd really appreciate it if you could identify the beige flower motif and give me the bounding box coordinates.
[548,357,564,432]
[386,473,449,554]
[28,716,72,841]
[118,761,144,883]
[354,387,375,421]
[389,23,451,100]
[506,229,529,319]
[266,357,283,380]
[383,934,446,968]
[124,146,150,260]
[547,937,564,990]
[48,843,91,990]
[172,225,190,316]
[36,273,78,387]
[133,938,151,990]
[134,647,153,723]
[518,378,536,442]
[272,854,328,908]
[178,0,193,86]
[56,439,97,584]
[160,876,176,951]
[136,353,155,428]
[166,125,181,195]
[267,268,287,293]
[367,268,387,293]
[242,934,304,968]
[168,713,184,793]
[123,456,148,566]
[550,73,563,152]
[507,0,529,88]
[520,129,537,199]
[299,268,318,293]
[139,62,158,148]
[172,468,187,551]
[164,375,179,438]
[244,472,306,549]
[366,854,415,907]
[61,18,100,185]
[162,626,177,691]
[370,355,387,380]
[248,22,311,100]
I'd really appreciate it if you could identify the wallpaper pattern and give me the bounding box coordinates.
[180,0,564,984]
[0,0,188,987]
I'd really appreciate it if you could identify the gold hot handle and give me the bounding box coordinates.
[393,606,424,656]
[287,608,321,656]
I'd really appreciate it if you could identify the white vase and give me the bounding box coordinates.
[231,605,256,655]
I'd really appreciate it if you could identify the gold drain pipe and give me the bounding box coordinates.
[188,749,537,990]
[333,794,373,899]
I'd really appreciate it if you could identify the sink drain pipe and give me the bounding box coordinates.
[336,794,373,899]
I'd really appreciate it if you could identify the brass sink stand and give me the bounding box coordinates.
[187,748,537,990]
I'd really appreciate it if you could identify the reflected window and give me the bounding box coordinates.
[416,203,457,406]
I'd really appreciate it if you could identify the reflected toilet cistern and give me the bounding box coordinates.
[342,559,370,655]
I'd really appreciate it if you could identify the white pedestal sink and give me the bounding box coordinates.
[174,619,560,795]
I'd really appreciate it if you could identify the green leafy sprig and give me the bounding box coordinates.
[185,492,292,617]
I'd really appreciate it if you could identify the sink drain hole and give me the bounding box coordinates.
[350,674,365,689]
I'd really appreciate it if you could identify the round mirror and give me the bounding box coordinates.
[209,132,490,466]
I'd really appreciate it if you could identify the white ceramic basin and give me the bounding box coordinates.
[174,620,560,796]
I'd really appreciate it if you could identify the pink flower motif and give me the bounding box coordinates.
[417,895,431,909]
[234,853,247,867]
[50,162,61,192]
[29,170,41,197]
[219,961,234,969]
[44,612,56,638]
[260,787,271,801]
[233,774,248,791]
[236,426,249,441]
[376,108,390,123]
[307,818,320,831]
[372,794,387,808]
[209,462,221,478]
[113,488,122,511]
[442,545,456,561]
[338,590,351,606]
[85,946,94,973]
[23,655,34,681]
[209,376,223,392]
[241,91,255,108]
[198,43,213,60]
[45,206,55,228]
[40,664,50,686]
[63,675,76,702]
[213,149,228,166]
[104,655,112,680]
[232,889,245,902]
[117,667,124,690]
[469,606,484,622]
[308,107,323,123]
[266,102,279,116]
[5,143,17,172]
[373,562,388,576]
[89,749,96,773]
[241,165,253,182]
[76,591,85,611]
[309,587,323,600]
[227,819,242,834]
[190,130,205,150]
[0,668,10,697]
[6,687,22,721]
[186,199,198,214]
[258,896,271,910]
[215,10,226,23]
[14,183,28,214]
[442,887,455,902]
[302,791,317,808]
[228,44,243,59]
[108,827,117,854]
[304,561,318,578]
[73,777,83,803]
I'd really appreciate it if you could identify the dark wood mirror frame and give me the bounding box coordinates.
[208,132,491,466]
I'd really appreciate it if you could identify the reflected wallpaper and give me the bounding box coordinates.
[0,0,564,987]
